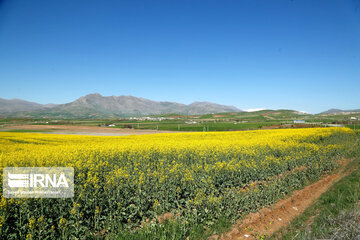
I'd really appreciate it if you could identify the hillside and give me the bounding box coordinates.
[0,98,54,113]
[320,108,360,115]
[0,93,241,118]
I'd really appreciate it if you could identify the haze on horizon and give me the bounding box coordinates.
[0,0,359,114]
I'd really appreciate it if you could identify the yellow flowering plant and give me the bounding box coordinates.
[0,128,355,238]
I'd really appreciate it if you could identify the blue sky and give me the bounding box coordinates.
[0,0,359,113]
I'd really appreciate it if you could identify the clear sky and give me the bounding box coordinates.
[0,0,359,113]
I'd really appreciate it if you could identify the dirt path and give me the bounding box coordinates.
[212,159,354,240]
[263,115,275,120]
[1,124,179,136]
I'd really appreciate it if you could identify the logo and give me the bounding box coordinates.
[8,173,29,187]
[3,167,74,198]
[8,173,69,188]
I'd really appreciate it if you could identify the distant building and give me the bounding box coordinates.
[293,120,305,124]
[324,124,344,127]
[350,117,357,121]
[108,124,115,127]
[129,116,167,121]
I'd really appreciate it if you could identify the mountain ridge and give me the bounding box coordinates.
[2,94,358,118]
[319,108,360,115]
[0,97,54,113]
[0,93,242,118]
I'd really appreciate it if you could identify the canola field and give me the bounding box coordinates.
[0,128,355,239]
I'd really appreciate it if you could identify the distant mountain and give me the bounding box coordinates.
[187,101,240,115]
[319,108,360,115]
[0,98,56,113]
[0,93,241,118]
[319,109,343,114]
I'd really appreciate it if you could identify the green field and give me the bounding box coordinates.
[346,124,360,130]
[1,109,359,133]
[113,121,280,131]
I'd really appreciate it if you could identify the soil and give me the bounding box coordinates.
[261,124,316,130]
[263,115,275,120]
[2,124,178,136]
[210,159,355,240]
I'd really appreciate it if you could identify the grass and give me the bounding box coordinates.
[346,124,360,130]
[270,133,360,240]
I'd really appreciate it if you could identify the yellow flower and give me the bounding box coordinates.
[0,127,353,237]
[95,206,100,214]
[29,217,36,230]
[37,216,44,224]
[71,207,76,215]
[153,199,159,208]
[0,197,7,208]
[59,217,67,227]
[184,169,194,181]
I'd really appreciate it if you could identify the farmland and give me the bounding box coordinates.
[0,127,356,239]
[2,109,360,134]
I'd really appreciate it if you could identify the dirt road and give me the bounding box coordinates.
[210,159,355,240]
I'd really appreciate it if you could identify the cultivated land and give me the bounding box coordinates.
[0,124,178,136]
[1,109,360,135]
[214,158,356,240]
[0,127,358,239]
[269,131,360,240]
[1,110,359,239]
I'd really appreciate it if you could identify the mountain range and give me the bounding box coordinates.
[319,108,360,115]
[0,98,56,113]
[0,93,241,118]
[1,94,359,118]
